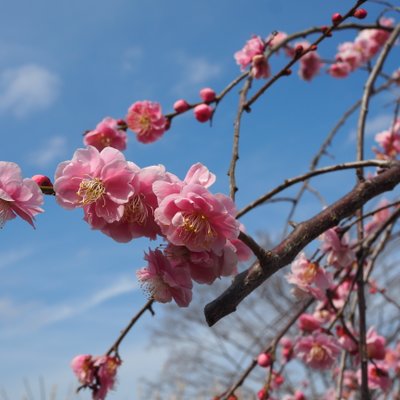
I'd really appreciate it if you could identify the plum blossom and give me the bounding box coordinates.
[294,332,341,369]
[298,313,321,333]
[0,161,44,228]
[357,363,391,392]
[295,41,323,81]
[286,252,333,300]
[71,354,121,400]
[84,117,127,152]
[54,146,135,225]
[153,172,240,253]
[137,249,193,307]
[234,35,265,70]
[328,18,394,78]
[367,327,386,360]
[98,164,174,242]
[126,100,167,143]
[374,119,400,159]
[320,227,354,269]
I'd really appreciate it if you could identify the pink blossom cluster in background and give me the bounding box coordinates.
[71,354,121,400]
[54,146,251,307]
[0,161,44,228]
[374,117,400,160]
[328,18,394,78]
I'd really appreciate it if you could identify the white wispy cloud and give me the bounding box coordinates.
[28,135,67,168]
[0,246,36,270]
[0,277,137,334]
[348,113,393,142]
[172,53,222,95]
[122,45,143,72]
[0,64,60,118]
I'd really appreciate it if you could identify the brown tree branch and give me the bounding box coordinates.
[205,162,400,326]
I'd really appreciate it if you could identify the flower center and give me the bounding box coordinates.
[303,262,318,283]
[310,344,326,361]
[139,115,151,132]
[77,178,105,205]
[180,213,216,248]
[122,194,148,225]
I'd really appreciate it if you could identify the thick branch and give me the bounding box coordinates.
[205,162,400,326]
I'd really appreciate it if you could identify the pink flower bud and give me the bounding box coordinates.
[257,388,266,400]
[199,87,216,103]
[257,352,272,368]
[32,174,53,188]
[193,104,213,123]
[353,8,367,19]
[332,13,343,25]
[295,45,304,55]
[173,99,190,113]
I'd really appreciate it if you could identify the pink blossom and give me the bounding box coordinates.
[328,61,352,78]
[286,252,333,300]
[98,165,173,242]
[234,35,265,71]
[71,354,95,386]
[137,249,193,307]
[294,332,341,369]
[251,54,270,79]
[0,161,44,228]
[71,354,121,400]
[268,31,288,50]
[366,327,386,360]
[84,117,127,151]
[296,41,323,81]
[365,199,391,234]
[194,103,213,123]
[298,313,321,333]
[54,146,135,224]
[374,121,400,159]
[257,352,272,368]
[336,325,359,355]
[154,181,240,253]
[281,337,294,363]
[126,100,167,143]
[92,355,121,400]
[320,227,354,269]
[357,362,391,392]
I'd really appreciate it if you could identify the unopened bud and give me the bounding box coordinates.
[353,8,367,19]
[332,13,343,25]
[199,87,216,103]
[193,104,213,123]
[173,99,190,113]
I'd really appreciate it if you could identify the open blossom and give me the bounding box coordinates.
[54,146,135,224]
[126,100,167,144]
[234,35,265,71]
[71,354,121,400]
[84,117,127,152]
[98,165,175,242]
[298,313,321,333]
[357,363,391,392]
[320,227,354,269]
[328,18,394,78]
[374,119,400,159]
[294,332,341,369]
[154,183,240,253]
[137,249,193,307]
[295,41,323,81]
[251,54,270,79]
[286,252,332,300]
[0,161,44,228]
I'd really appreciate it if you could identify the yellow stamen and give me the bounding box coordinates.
[77,178,105,205]
[180,213,216,248]
[122,194,148,225]
[310,344,326,361]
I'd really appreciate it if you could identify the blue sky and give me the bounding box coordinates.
[1,1,399,399]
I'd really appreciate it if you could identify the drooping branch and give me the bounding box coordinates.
[205,162,400,326]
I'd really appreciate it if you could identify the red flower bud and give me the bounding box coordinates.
[199,87,216,103]
[332,13,343,25]
[173,99,190,113]
[193,104,213,123]
[353,8,367,19]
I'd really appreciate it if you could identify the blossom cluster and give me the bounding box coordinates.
[71,354,121,400]
[328,18,393,78]
[374,117,400,160]
[53,146,251,307]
